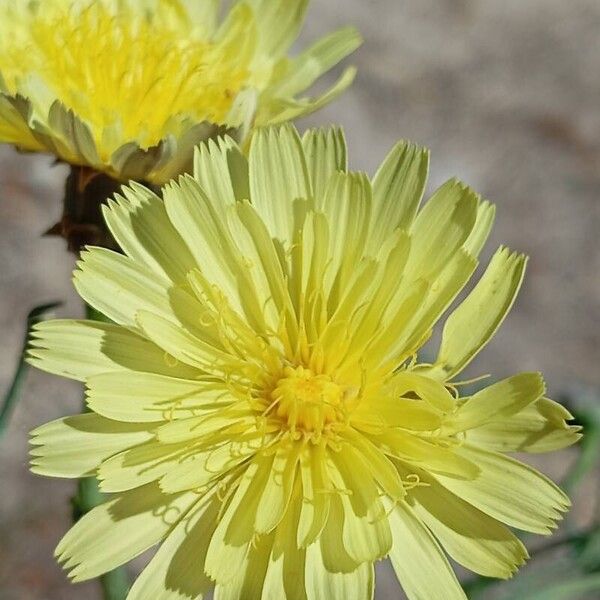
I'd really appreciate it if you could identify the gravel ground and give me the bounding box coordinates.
[1,1,599,598]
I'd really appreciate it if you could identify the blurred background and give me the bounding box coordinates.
[1,0,599,598]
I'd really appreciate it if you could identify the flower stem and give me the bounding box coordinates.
[71,304,130,600]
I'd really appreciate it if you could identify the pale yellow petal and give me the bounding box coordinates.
[98,441,188,493]
[302,126,347,201]
[388,501,466,600]
[56,483,199,582]
[193,135,249,209]
[427,247,527,380]
[248,124,310,244]
[445,372,545,433]
[305,542,373,600]
[28,320,198,381]
[87,371,230,423]
[368,140,429,251]
[435,445,570,534]
[73,247,172,327]
[401,465,529,579]
[30,413,153,478]
[465,397,582,453]
[103,182,197,283]
[127,493,220,600]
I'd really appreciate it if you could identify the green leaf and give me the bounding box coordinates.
[0,302,61,436]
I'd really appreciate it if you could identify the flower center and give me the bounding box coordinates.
[271,366,346,434]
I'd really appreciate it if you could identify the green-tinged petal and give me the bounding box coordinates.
[245,0,308,57]
[86,371,230,423]
[181,0,220,36]
[445,372,545,432]
[401,465,528,579]
[368,141,429,251]
[463,199,495,256]
[30,413,153,478]
[389,501,467,600]
[466,397,582,453]
[55,483,199,582]
[103,183,197,283]
[260,67,357,126]
[248,124,310,244]
[127,493,219,600]
[28,320,198,381]
[435,445,570,534]
[427,247,527,380]
[305,542,373,600]
[0,93,46,151]
[163,174,246,314]
[302,127,347,200]
[158,439,258,495]
[272,27,362,99]
[391,371,455,412]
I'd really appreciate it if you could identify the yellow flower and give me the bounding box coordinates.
[29,125,580,599]
[0,0,360,184]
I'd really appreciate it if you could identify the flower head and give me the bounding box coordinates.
[29,125,580,599]
[0,0,360,184]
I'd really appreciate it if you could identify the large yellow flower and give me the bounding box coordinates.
[29,125,580,599]
[0,0,360,184]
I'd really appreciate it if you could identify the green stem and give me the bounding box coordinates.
[71,304,130,600]
[1,303,61,436]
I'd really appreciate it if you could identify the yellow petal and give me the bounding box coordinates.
[193,135,249,208]
[297,444,331,548]
[98,441,188,493]
[405,178,479,281]
[127,493,220,600]
[248,124,310,244]
[245,0,309,57]
[445,372,545,433]
[388,500,467,600]
[302,126,347,201]
[368,140,429,251]
[28,319,198,381]
[87,371,229,423]
[305,542,373,600]
[427,247,527,380]
[56,483,199,583]
[435,445,570,534]
[103,183,197,284]
[254,443,301,534]
[73,247,172,327]
[466,397,582,453]
[402,465,529,579]
[30,413,153,478]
